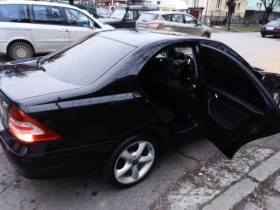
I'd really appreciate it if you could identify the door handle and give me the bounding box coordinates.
[67,30,75,34]
[60,29,67,32]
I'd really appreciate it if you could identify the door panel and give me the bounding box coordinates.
[198,45,280,158]
[171,14,186,33]
[123,9,138,28]
[30,5,69,53]
[184,15,202,35]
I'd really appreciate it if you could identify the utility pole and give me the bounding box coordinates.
[204,0,210,23]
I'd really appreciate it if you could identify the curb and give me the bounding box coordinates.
[202,151,280,210]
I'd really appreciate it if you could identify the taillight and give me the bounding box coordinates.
[148,21,164,28]
[8,105,61,143]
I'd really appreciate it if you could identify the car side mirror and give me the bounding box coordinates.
[252,70,265,81]
[197,22,202,26]
[89,22,95,29]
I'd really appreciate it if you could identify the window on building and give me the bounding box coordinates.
[259,3,262,10]
[216,0,221,8]
[237,3,240,10]
[193,0,199,7]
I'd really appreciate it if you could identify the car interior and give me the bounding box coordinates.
[137,45,198,133]
[137,43,271,141]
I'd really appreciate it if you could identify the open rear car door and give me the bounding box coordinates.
[197,45,280,158]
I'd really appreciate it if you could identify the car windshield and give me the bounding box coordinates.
[111,9,126,19]
[266,21,280,27]
[40,35,135,86]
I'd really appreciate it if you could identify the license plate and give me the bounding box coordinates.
[266,27,275,30]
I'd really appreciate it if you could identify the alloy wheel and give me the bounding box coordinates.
[114,141,155,185]
[13,45,29,60]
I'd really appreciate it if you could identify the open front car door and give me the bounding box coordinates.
[198,45,280,158]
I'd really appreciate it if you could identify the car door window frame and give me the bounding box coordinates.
[198,44,276,110]
[184,14,198,26]
[124,9,138,20]
[63,7,101,29]
[171,14,184,23]
[200,41,252,70]
[64,7,90,28]
[30,4,66,25]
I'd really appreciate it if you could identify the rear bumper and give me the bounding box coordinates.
[261,29,280,35]
[0,121,115,179]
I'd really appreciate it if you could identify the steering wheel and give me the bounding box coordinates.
[180,54,196,88]
[171,51,187,72]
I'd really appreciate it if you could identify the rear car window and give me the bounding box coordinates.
[138,13,158,22]
[162,14,183,23]
[0,4,30,23]
[265,21,280,27]
[41,35,135,86]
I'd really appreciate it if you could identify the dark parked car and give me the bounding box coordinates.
[73,4,110,18]
[1,30,280,188]
[261,20,280,37]
[99,5,158,28]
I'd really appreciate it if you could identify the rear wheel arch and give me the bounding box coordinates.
[116,128,167,153]
[202,32,210,38]
[7,39,35,60]
[103,131,160,187]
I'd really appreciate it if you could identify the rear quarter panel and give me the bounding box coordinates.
[25,92,156,144]
[0,22,33,54]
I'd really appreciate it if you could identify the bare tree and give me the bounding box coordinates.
[261,0,280,23]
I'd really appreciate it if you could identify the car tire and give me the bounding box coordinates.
[103,134,158,188]
[202,33,210,38]
[8,41,34,61]
[272,89,280,108]
[261,33,266,37]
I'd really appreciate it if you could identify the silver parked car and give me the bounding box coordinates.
[0,1,114,61]
[136,11,211,38]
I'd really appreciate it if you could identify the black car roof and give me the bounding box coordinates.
[97,30,196,47]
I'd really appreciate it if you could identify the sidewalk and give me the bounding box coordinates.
[152,134,280,210]
[235,171,280,210]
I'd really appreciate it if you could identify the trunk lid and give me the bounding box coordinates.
[0,59,82,106]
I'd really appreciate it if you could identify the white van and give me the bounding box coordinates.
[0,1,114,60]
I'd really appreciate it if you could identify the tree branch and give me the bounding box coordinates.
[272,0,279,7]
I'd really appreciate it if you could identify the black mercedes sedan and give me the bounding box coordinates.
[0,30,280,188]
[261,20,280,38]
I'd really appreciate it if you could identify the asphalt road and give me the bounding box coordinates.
[212,32,280,73]
[0,32,279,210]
